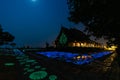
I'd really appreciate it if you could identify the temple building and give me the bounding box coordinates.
[54,27,104,48]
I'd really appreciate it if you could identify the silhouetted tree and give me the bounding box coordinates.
[67,0,120,43]
[0,24,15,45]
[67,0,120,65]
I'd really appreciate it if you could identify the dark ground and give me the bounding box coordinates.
[0,54,24,80]
[0,49,120,80]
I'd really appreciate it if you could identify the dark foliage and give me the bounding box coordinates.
[0,24,14,45]
[67,0,120,46]
[67,0,120,66]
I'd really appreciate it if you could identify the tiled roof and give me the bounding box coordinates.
[55,26,93,43]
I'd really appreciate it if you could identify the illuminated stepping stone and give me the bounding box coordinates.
[31,62,38,65]
[24,68,34,75]
[24,67,30,71]
[27,69,35,72]
[25,64,31,67]
[4,63,15,66]
[26,60,36,63]
[49,75,57,80]
[41,68,46,71]
[29,71,48,80]
[34,66,41,69]
[18,60,25,62]
[24,72,28,75]
[20,62,26,65]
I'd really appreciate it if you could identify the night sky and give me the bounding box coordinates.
[1,0,105,48]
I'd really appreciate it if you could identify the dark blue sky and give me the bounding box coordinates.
[0,0,85,47]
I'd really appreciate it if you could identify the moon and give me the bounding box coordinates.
[31,0,37,2]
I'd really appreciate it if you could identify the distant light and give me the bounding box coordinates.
[76,56,81,59]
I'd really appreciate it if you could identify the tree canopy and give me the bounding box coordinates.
[67,0,120,46]
[0,24,15,45]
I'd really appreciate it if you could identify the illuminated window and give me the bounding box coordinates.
[81,43,84,46]
[76,43,80,47]
[72,43,75,47]
[76,56,81,60]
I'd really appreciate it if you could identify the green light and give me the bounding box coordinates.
[41,68,46,71]
[35,66,41,69]
[26,60,36,63]
[25,64,30,67]
[24,72,28,75]
[27,69,35,72]
[24,68,34,75]
[29,71,48,80]
[49,75,57,80]
[20,62,26,65]
[31,62,38,65]
[4,63,15,66]
[24,67,29,71]
[59,33,67,45]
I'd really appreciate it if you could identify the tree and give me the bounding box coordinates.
[0,24,15,45]
[67,0,120,65]
[67,0,120,46]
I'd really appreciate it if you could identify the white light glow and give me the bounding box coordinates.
[31,0,37,2]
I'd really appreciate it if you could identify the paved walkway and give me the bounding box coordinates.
[0,53,23,80]
[0,49,119,80]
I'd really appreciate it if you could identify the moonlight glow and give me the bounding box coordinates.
[31,0,37,2]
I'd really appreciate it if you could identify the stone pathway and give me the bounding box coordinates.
[1,49,119,80]
[0,53,23,80]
